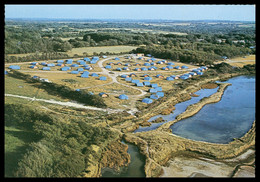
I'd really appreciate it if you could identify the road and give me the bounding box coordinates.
[5,93,122,114]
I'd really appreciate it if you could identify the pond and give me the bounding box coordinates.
[133,87,219,133]
[170,75,255,144]
[101,141,146,177]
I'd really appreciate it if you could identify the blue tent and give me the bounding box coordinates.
[151,58,156,61]
[146,54,152,57]
[5,70,8,75]
[70,71,79,74]
[121,74,128,78]
[84,57,90,61]
[75,89,80,91]
[180,75,189,79]
[105,65,112,69]
[119,94,129,100]
[154,87,162,92]
[92,56,99,60]
[90,60,97,64]
[77,60,84,63]
[81,74,89,78]
[29,65,37,69]
[123,67,129,70]
[142,98,153,104]
[31,62,38,65]
[167,62,175,65]
[9,65,20,70]
[150,94,159,100]
[181,65,189,69]
[47,63,55,67]
[83,71,89,75]
[91,73,99,77]
[144,63,151,66]
[144,77,152,81]
[143,81,151,86]
[149,89,157,93]
[156,92,164,98]
[77,68,84,72]
[116,68,122,71]
[197,72,203,75]
[80,62,87,65]
[84,66,93,70]
[134,68,141,71]
[66,60,73,64]
[141,67,148,71]
[99,76,107,81]
[136,82,144,87]
[174,66,180,69]
[131,79,139,84]
[56,63,64,66]
[166,77,174,81]
[41,62,47,65]
[162,67,169,70]
[71,64,79,67]
[42,67,50,71]
[151,83,158,88]
[114,57,120,60]
[166,66,173,69]
[125,77,132,82]
[57,60,64,63]
[61,66,70,71]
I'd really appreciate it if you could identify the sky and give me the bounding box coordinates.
[4,4,256,21]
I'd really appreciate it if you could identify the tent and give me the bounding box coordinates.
[70,71,79,74]
[141,67,148,71]
[150,94,159,100]
[57,60,64,63]
[99,76,107,81]
[143,81,151,86]
[144,77,152,81]
[119,94,129,100]
[136,82,144,87]
[105,65,112,69]
[156,92,164,98]
[71,64,79,67]
[42,67,50,71]
[91,73,99,77]
[47,63,55,67]
[81,74,89,78]
[166,77,174,81]
[131,79,139,84]
[181,65,189,69]
[77,68,84,72]
[149,89,157,93]
[116,68,122,71]
[9,65,20,70]
[154,87,162,91]
[151,83,158,88]
[61,67,70,71]
[125,77,132,82]
[142,98,153,104]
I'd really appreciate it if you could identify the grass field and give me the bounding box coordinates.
[5,75,66,101]
[214,55,255,67]
[66,45,137,57]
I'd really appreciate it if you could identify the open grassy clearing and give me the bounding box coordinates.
[5,76,66,101]
[66,45,137,57]
[24,71,112,90]
[214,55,255,67]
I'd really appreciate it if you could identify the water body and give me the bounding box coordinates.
[133,87,219,133]
[170,75,255,144]
[101,141,146,177]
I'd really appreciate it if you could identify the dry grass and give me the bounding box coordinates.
[66,45,137,57]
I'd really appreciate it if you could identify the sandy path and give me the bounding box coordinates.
[5,93,122,114]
